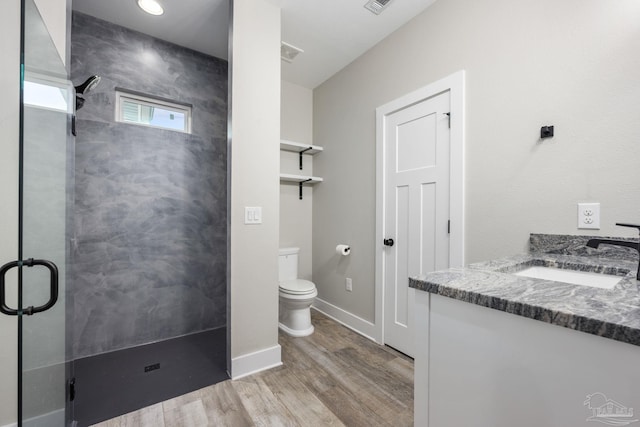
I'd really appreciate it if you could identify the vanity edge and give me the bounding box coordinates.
[410,250,640,347]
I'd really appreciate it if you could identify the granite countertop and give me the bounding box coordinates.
[409,234,640,347]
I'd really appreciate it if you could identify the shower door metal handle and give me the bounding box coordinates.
[0,258,59,316]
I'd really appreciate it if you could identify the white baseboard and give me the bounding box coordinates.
[231,344,282,380]
[312,298,381,344]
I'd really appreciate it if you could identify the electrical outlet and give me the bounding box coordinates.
[345,278,353,292]
[578,203,600,229]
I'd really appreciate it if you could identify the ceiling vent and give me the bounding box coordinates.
[281,42,304,63]
[364,0,394,15]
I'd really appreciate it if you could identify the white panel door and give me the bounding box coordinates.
[383,90,450,357]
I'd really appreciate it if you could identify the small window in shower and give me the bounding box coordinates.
[115,90,192,133]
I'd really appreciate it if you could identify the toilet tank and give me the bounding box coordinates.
[278,247,300,282]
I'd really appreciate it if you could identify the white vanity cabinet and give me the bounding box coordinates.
[414,292,640,427]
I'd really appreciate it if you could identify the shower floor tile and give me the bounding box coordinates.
[73,327,227,427]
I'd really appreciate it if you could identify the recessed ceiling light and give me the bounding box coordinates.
[137,0,164,16]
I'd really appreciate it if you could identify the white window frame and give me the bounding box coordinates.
[115,90,192,133]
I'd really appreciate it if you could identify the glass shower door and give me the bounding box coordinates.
[16,0,71,425]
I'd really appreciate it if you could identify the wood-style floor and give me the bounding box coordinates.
[92,311,414,427]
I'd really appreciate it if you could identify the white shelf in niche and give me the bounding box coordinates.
[279,140,323,199]
[280,140,323,155]
[279,173,323,184]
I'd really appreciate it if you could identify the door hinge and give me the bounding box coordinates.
[445,112,451,128]
[69,377,76,402]
[447,220,451,234]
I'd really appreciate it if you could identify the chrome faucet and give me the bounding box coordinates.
[586,223,640,281]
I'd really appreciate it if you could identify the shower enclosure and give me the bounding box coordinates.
[1,1,230,425]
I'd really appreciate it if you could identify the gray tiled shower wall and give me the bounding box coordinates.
[71,12,228,358]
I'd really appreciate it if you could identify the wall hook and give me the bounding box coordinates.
[540,125,554,139]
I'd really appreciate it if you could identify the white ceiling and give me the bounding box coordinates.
[280,0,437,88]
[72,0,437,89]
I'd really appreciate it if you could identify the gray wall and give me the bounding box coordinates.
[280,81,313,281]
[313,0,640,323]
[71,12,228,358]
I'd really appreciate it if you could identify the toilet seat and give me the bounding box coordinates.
[279,279,316,295]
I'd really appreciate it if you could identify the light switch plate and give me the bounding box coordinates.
[578,203,600,229]
[244,207,262,224]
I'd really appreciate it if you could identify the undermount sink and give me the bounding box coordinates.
[513,266,622,289]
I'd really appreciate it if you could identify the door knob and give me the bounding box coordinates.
[383,238,394,247]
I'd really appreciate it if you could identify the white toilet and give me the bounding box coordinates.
[278,247,317,337]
